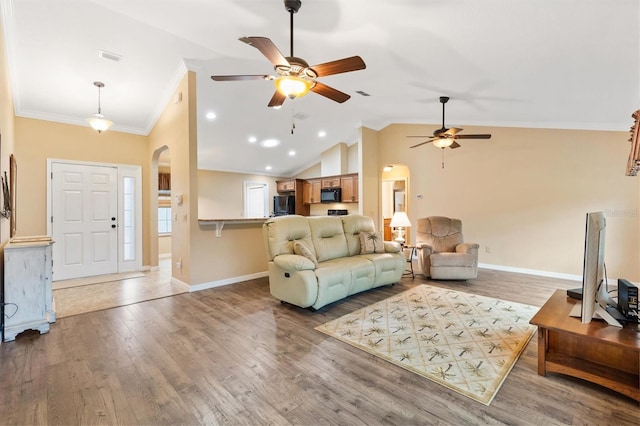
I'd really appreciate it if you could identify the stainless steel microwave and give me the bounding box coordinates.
[320,187,341,203]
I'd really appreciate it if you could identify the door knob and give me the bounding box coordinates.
[111,224,116,229]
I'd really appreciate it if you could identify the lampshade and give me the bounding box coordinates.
[390,211,411,228]
[274,75,312,99]
[433,138,454,148]
[87,81,113,133]
[87,114,113,133]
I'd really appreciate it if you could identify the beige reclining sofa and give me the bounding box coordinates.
[263,214,405,310]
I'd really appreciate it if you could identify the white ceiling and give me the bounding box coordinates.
[2,0,639,176]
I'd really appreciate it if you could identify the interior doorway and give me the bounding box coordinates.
[157,149,172,263]
[244,181,268,218]
[381,164,410,243]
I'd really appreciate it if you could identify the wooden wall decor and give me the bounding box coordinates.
[626,109,640,176]
[10,154,16,237]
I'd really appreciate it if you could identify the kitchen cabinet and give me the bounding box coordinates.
[303,179,322,204]
[341,175,358,203]
[321,177,341,189]
[276,179,295,193]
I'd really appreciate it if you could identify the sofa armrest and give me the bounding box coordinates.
[456,242,479,254]
[273,254,317,271]
[415,242,433,255]
[383,241,402,253]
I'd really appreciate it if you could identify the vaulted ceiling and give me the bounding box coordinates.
[2,0,638,176]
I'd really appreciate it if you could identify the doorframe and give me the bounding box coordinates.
[46,158,143,275]
[243,180,269,218]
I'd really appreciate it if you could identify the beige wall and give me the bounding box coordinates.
[159,234,171,255]
[376,123,640,281]
[148,71,196,283]
[295,163,321,179]
[197,170,281,218]
[14,118,151,259]
[347,143,358,174]
[360,127,380,226]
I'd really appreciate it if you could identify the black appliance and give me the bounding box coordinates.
[273,195,295,216]
[328,209,348,216]
[321,187,341,203]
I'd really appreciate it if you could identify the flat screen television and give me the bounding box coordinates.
[570,212,622,327]
[273,195,295,216]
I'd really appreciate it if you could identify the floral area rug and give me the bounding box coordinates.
[315,284,538,405]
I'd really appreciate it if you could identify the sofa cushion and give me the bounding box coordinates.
[263,215,313,260]
[359,231,384,254]
[430,252,475,267]
[293,240,319,268]
[341,215,376,256]
[416,216,464,253]
[273,254,316,271]
[309,216,349,262]
[360,253,407,287]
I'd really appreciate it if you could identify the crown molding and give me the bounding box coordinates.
[143,59,190,135]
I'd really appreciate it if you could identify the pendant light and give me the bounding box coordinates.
[87,81,113,133]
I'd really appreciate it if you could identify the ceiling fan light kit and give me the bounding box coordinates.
[274,75,312,99]
[211,0,365,108]
[408,96,492,150]
[86,81,113,133]
[432,138,454,148]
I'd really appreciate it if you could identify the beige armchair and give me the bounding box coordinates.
[415,216,479,280]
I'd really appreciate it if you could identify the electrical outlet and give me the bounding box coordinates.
[176,258,182,270]
[485,245,491,254]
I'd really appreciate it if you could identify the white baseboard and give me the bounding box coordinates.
[188,271,269,292]
[170,277,190,289]
[479,263,582,282]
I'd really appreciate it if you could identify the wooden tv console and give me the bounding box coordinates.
[530,290,639,402]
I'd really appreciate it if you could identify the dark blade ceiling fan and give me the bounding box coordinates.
[408,96,492,149]
[210,0,366,108]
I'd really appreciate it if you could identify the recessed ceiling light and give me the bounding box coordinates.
[206,112,216,120]
[260,139,280,148]
[289,150,296,156]
[248,136,257,143]
[265,165,272,171]
[318,130,326,138]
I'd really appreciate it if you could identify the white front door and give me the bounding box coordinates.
[51,162,118,280]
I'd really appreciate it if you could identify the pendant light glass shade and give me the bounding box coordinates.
[87,81,113,133]
[432,138,454,148]
[274,75,312,99]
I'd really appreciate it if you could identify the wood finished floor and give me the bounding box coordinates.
[1,269,639,425]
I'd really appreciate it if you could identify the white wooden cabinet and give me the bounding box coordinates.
[3,237,55,342]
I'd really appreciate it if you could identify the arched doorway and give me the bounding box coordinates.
[381,164,410,244]
[151,146,171,271]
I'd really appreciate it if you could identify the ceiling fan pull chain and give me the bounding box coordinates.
[442,148,445,169]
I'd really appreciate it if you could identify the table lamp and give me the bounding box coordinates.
[390,212,411,245]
